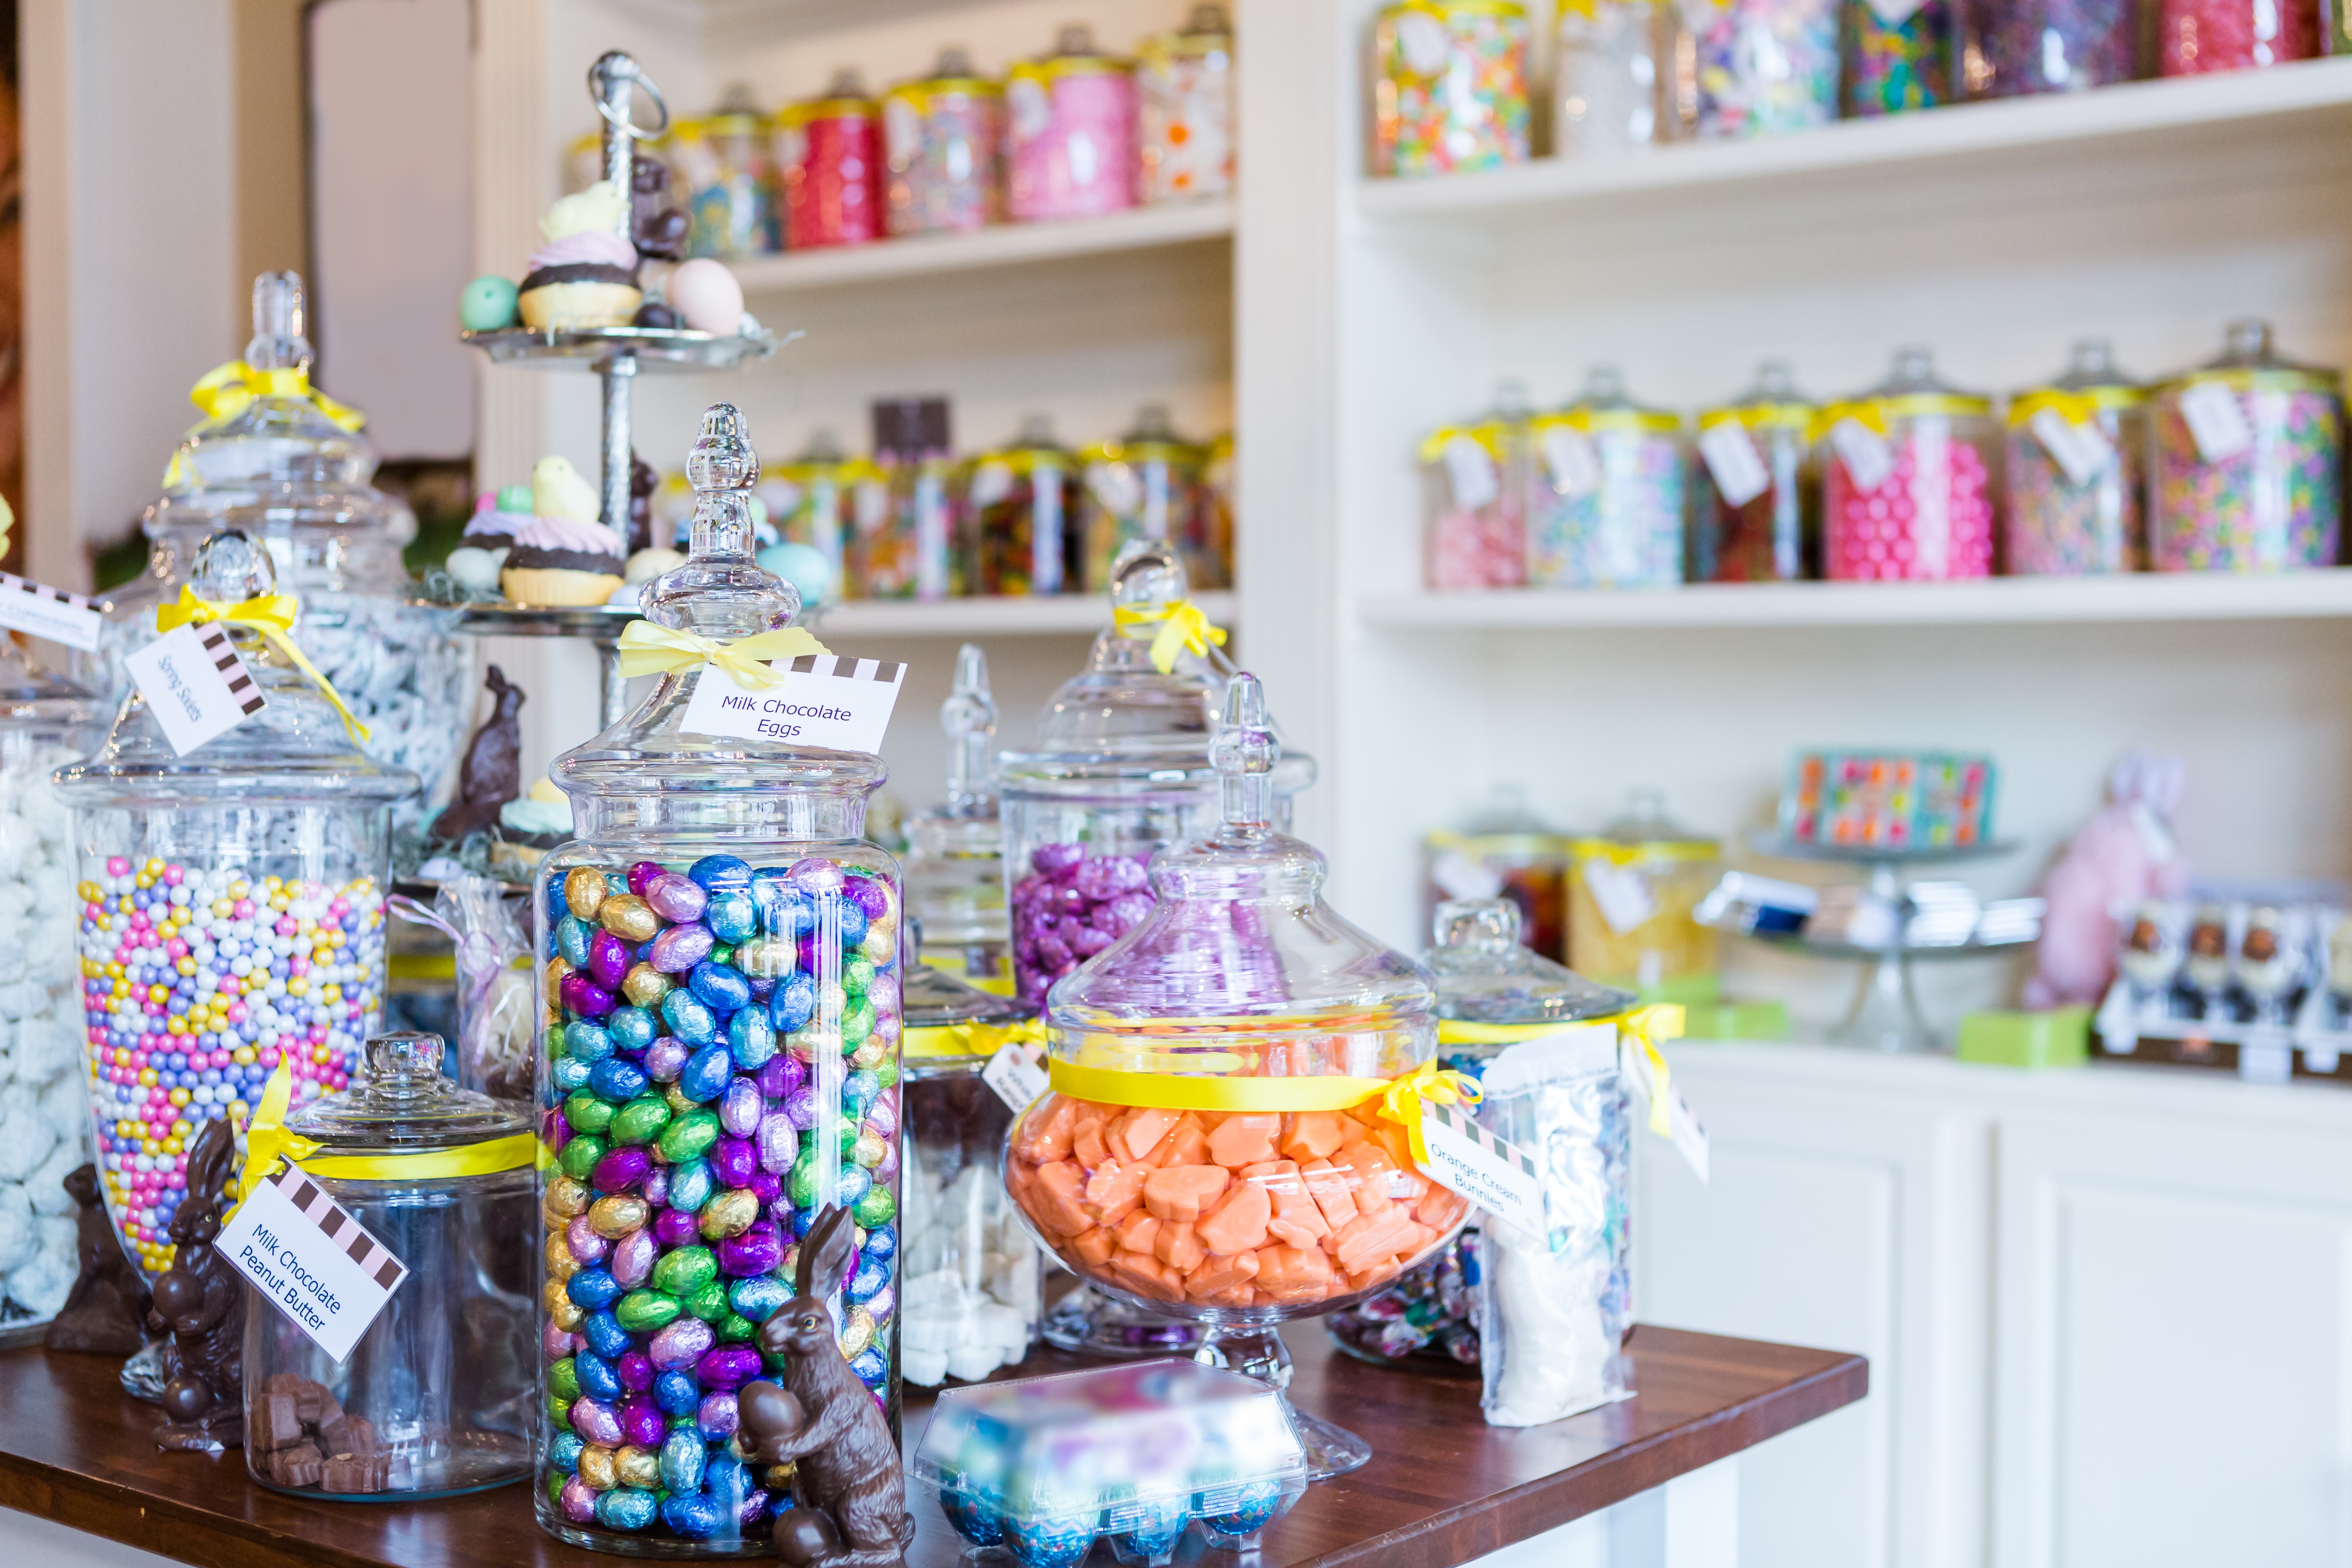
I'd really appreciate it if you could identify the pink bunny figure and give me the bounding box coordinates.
[2024,751,2189,1010]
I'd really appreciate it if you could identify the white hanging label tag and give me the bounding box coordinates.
[0,572,102,652]
[1697,421,1772,507]
[1583,860,1659,935]
[217,1161,409,1363]
[1396,9,1454,73]
[982,1040,1051,1113]
[969,460,1016,508]
[1829,417,1896,492]
[125,621,266,756]
[2029,408,2114,487]
[1620,1038,1711,1183]
[1441,436,1499,512]
[681,654,906,752]
[2178,381,2255,463]
[1417,1100,1547,1236]
[1541,427,1601,498]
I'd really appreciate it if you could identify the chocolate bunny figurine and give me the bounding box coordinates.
[739,1205,915,1568]
[148,1119,247,1450]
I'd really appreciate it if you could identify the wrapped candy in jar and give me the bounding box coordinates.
[57,531,418,1281]
[766,431,883,599]
[671,102,780,259]
[1553,0,1675,157]
[898,965,1041,1386]
[1680,0,1838,137]
[882,49,1001,238]
[1567,791,1720,1003]
[1526,368,1687,589]
[906,646,1009,991]
[775,70,884,251]
[1964,0,2138,96]
[1370,0,1533,177]
[861,397,954,602]
[532,405,904,1551]
[1818,346,1998,581]
[2004,339,2146,576]
[1005,673,1470,1478]
[243,1031,534,1498]
[1139,6,1235,203]
[1005,26,1139,222]
[961,416,1085,597]
[1327,899,1635,1374]
[1080,406,1207,595]
[2148,319,2342,573]
[1423,784,1569,961]
[1419,383,1532,591]
[2158,0,2316,72]
[1842,0,1956,115]
[1692,360,1816,583]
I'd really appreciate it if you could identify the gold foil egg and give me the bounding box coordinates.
[587,1195,650,1239]
[599,894,660,942]
[564,865,610,920]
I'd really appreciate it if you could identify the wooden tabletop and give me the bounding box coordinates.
[0,1325,1864,1568]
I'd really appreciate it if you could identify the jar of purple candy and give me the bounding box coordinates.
[533,404,904,1553]
[1962,0,2139,97]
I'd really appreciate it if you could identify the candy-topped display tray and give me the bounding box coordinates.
[461,325,779,372]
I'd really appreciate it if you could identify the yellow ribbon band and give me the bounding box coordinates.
[1809,394,1992,444]
[1371,1059,1484,1169]
[234,1062,537,1205]
[614,623,831,690]
[190,361,366,432]
[905,1016,1047,1059]
[1437,1005,1686,1136]
[1698,402,1815,431]
[155,587,372,745]
[1047,1058,1396,1113]
[1111,599,1228,675]
[2005,386,2143,427]
[1531,407,1683,436]
[1416,423,1508,464]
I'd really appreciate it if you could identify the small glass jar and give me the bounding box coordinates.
[906,645,1009,991]
[2159,0,2318,71]
[1819,346,1999,581]
[243,1030,535,1499]
[1566,791,1720,1003]
[1964,0,2139,95]
[1006,26,1140,222]
[776,70,885,251]
[671,102,780,260]
[1680,0,1839,137]
[58,531,419,1283]
[1554,0,1675,157]
[882,49,1002,238]
[1842,0,1956,115]
[1693,360,1816,583]
[2149,319,2343,573]
[1080,406,1207,595]
[1195,433,1236,592]
[1139,5,1236,203]
[1370,0,1534,177]
[533,405,903,1552]
[2005,339,2146,576]
[1526,367,1687,590]
[767,431,883,599]
[1423,784,1569,961]
[1420,381,1532,592]
[862,398,955,602]
[961,417,1085,597]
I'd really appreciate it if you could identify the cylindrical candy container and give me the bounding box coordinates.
[1964,0,2139,95]
[998,545,1314,1358]
[1370,0,1534,176]
[1566,791,1721,1003]
[532,404,904,1552]
[961,416,1085,597]
[96,271,468,833]
[57,530,419,1283]
[1195,432,1236,592]
[906,645,1009,992]
[766,431,884,602]
[1005,25,1139,222]
[1006,672,1471,1479]
[1692,359,1817,582]
[1842,0,1956,114]
[671,99,780,260]
[862,398,954,602]
[2159,0,2317,71]
[1819,345,1999,581]
[1080,405,1207,594]
[776,70,885,252]
[0,640,106,1335]
[1526,367,1687,589]
[1328,899,1634,1375]
[2004,339,2146,575]
[1139,4,1236,203]
[1423,783,1569,961]
[1678,0,1839,137]
[1420,381,1533,591]
[882,49,1002,238]
[1553,0,1677,157]
[243,1031,534,1498]
[2149,319,2342,572]
[898,961,1041,1388]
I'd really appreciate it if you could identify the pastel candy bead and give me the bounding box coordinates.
[695,1390,740,1439]
[695,1344,765,1390]
[681,1043,734,1102]
[648,1316,717,1371]
[561,972,618,1020]
[645,872,709,924]
[721,1078,764,1138]
[597,1486,658,1532]
[659,1427,708,1496]
[662,1491,726,1540]
[730,1276,790,1322]
[717,1222,783,1277]
[688,960,752,1014]
[584,1310,632,1358]
[626,861,665,898]
[705,892,758,945]
[644,1038,691,1083]
[607,1005,656,1051]
[570,1397,624,1446]
[650,922,716,974]
[565,865,610,920]
[656,1370,700,1414]
[589,930,633,991]
[614,1290,683,1333]
[591,1147,651,1194]
[689,854,753,895]
[600,894,661,942]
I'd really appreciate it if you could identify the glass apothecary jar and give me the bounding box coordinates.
[776,70,885,251]
[1842,0,1956,115]
[1423,783,1568,961]
[1526,368,1686,589]
[95,272,468,826]
[1964,0,2138,96]
[900,962,1040,1387]
[962,417,1085,597]
[57,531,419,1282]
[1370,0,1534,177]
[244,1030,534,1499]
[1420,382,1532,591]
[2158,0,2317,73]
[1567,791,1720,1003]
[1680,0,1839,136]
[882,49,1002,238]
[1819,346,1998,581]
[770,432,883,599]
[1692,359,1816,583]
[534,405,904,1553]
[1080,406,1207,595]
[862,398,956,603]
[2005,339,2146,576]
[672,100,780,260]
[1005,26,1140,222]
[1553,0,1675,157]
[1005,673,1468,1479]
[1139,5,1236,202]
[2148,319,2342,573]
[906,645,1009,991]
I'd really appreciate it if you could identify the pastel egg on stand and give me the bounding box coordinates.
[665,258,745,336]
[459,274,519,331]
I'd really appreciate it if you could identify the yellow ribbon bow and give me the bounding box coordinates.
[614,622,831,690]
[155,587,372,744]
[189,361,366,432]
[1615,1003,1686,1137]
[1373,1058,1485,1169]
[904,1015,1048,1060]
[233,1061,537,1209]
[2005,387,2143,428]
[1112,599,1228,675]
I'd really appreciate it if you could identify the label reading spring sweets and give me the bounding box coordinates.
[1418,1100,1547,1238]
[217,1161,409,1363]
[982,1040,1051,1114]
[2030,408,2115,487]
[2178,381,2256,463]
[0,572,103,652]
[124,621,266,756]
[1697,422,1772,508]
[681,654,906,752]
[1829,417,1897,492]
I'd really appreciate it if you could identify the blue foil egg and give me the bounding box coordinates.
[606,1006,657,1051]
[667,1158,716,1213]
[1115,1497,1190,1559]
[566,1268,621,1309]
[834,900,870,950]
[728,1008,777,1069]
[1200,1479,1283,1539]
[548,1432,586,1474]
[938,1489,1006,1546]
[705,892,757,945]
[660,1490,725,1539]
[842,1068,879,1115]
[663,991,718,1047]
[564,1022,614,1063]
[730,1276,791,1322]
[860,1225,897,1267]
[574,1350,622,1401]
[655,1369,702,1415]
[769,973,816,1033]
[1008,1512,1096,1568]
[583,1310,631,1359]
[844,1256,891,1305]
[659,1426,707,1494]
[688,960,752,1015]
[680,1042,734,1103]
[589,1058,648,1102]
[556,915,592,967]
[552,1058,590,1092]
[834,1164,874,1210]
[597,1487,659,1531]
[689,854,753,896]
[848,1345,889,1387]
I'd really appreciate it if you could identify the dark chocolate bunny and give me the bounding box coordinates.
[738,1205,913,1568]
[148,1118,246,1450]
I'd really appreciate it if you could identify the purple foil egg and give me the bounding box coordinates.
[653,1209,699,1249]
[787,856,844,898]
[569,1397,623,1447]
[648,1317,717,1372]
[695,1391,741,1439]
[649,923,716,974]
[645,872,710,924]
[592,1147,652,1194]
[610,1230,657,1289]
[757,1113,797,1175]
[782,1087,820,1131]
[626,860,665,898]
[617,1396,666,1449]
[641,1165,670,1206]
[874,1140,900,1182]
[560,972,618,1020]
[542,1108,570,1150]
[748,1168,783,1204]
[737,1490,770,1528]
[717,1223,783,1277]
[615,1350,654,1392]
[710,1136,757,1188]
[865,1283,896,1325]
[543,1320,584,1359]
[561,1476,599,1524]
[695,1345,765,1391]
[588,929,634,991]
[757,1054,808,1100]
[720,1078,763,1139]
[566,1215,608,1263]
[842,876,890,921]
[644,1038,691,1083]
[1031,842,1084,877]
[862,1096,899,1142]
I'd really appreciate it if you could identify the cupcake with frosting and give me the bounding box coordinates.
[463,485,535,553]
[517,181,641,330]
[501,456,628,605]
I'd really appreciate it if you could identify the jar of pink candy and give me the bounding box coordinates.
[1005,25,1139,222]
[1370,0,1533,177]
[2158,0,2317,74]
[2004,339,2146,576]
[1419,381,1532,591]
[2148,319,2343,573]
[1817,346,1999,581]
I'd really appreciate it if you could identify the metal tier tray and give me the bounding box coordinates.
[424,601,644,726]
[1749,833,2020,865]
[461,325,780,370]
[1740,927,2039,962]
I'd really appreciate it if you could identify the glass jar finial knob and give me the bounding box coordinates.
[1209,672,1278,834]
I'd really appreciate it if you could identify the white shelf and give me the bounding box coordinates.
[1358,572,2352,630]
[728,200,1234,296]
[1355,58,2352,222]
[811,589,1236,639]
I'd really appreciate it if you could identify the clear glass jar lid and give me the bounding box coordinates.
[1708,358,1815,421]
[1425,899,1633,1025]
[286,1031,531,1154]
[0,637,100,726]
[1580,788,1715,853]
[904,958,1031,1030]
[1852,344,1992,414]
[2165,317,2341,396]
[920,642,996,826]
